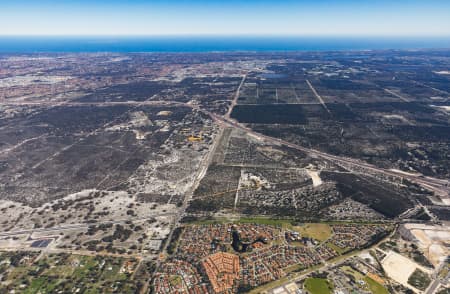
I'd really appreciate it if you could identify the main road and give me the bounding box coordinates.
[225,73,247,118]
[0,212,174,238]
[201,108,450,198]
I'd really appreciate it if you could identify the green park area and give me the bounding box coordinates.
[304,278,333,294]
[294,223,332,242]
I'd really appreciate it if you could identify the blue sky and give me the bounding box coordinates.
[1,0,450,36]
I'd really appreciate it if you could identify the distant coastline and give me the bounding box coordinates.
[1,36,450,53]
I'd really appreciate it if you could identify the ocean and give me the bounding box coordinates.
[0,36,450,53]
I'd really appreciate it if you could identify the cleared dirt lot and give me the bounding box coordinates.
[405,223,450,266]
[381,250,431,292]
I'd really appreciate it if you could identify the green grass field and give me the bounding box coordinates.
[304,278,333,294]
[325,242,348,254]
[294,223,332,241]
[365,277,389,294]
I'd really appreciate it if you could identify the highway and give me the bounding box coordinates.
[202,109,450,198]
[425,261,450,294]
[225,73,247,119]
[159,126,224,255]
[0,100,187,108]
[306,79,330,113]
[0,212,174,238]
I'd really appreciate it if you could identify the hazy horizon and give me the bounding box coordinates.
[1,0,450,37]
[1,35,450,53]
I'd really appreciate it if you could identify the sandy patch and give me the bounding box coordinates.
[0,75,72,87]
[239,172,271,190]
[306,170,322,187]
[382,251,430,292]
[0,234,30,249]
[440,197,450,206]
[382,114,412,124]
[359,251,377,267]
[157,110,172,116]
[390,169,421,177]
[132,130,148,140]
[106,111,153,132]
[436,106,450,112]
[429,244,446,266]
[271,282,299,294]
[404,223,450,267]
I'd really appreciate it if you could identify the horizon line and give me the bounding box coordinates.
[1,34,450,38]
